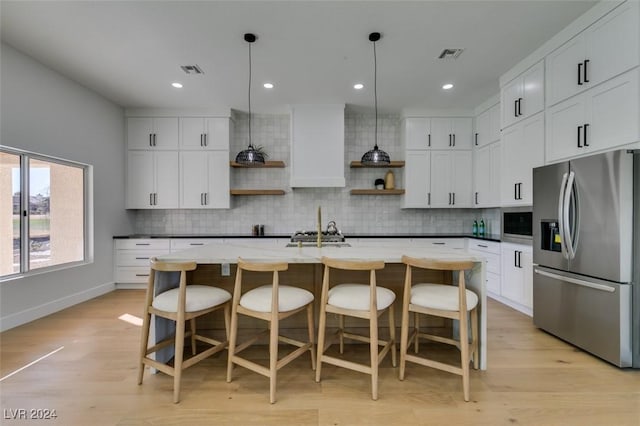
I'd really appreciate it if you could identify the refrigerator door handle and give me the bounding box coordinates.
[563,171,576,259]
[534,268,616,293]
[558,172,569,259]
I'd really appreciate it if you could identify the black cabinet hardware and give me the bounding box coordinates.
[428,134,431,147]
[517,98,523,116]
[475,133,478,146]
[578,62,583,85]
[475,192,478,205]
[583,59,590,83]
[584,123,589,147]
[577,125,583,148]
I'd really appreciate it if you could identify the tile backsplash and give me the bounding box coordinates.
[134,112,500,236]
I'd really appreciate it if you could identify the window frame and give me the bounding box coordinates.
[1,145,94,281]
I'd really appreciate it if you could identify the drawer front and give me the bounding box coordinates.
[413,238,466,249]
[115,239,170,250]
[486,272,501,294]
[116,267,152,283]
[171,238,224,251]
[116,250,169,266]
[467,239,500,254]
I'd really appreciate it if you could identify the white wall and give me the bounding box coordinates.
[0,43,134,331]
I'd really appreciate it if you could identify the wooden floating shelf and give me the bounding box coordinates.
[350,189,405,195]
[350,161,405,168]
[230,189,286,196]
[230,161,285,168]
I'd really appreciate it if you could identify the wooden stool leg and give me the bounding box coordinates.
[339,314,345,354]
[223,303,231,343]
[307,304,316,370]
[471,307,479,369]
[399,306,409,381]
[388,304,397,368]
[173,316,185,404]
[414,312,420,353]
[190,318,197,355]
[369,311,379,401]
[226,302,239,383]
[269,315,279,404]
[137,306,152,385]
[315,301,327,383]
[459,309,470,402]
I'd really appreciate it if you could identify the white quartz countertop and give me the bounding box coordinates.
[157,241,484,264]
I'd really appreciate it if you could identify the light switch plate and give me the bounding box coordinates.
[221,263,230,276]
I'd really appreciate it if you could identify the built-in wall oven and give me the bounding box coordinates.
[501,206,533,244]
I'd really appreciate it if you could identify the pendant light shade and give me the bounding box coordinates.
[361,32,390,166]
[235,33,266,165]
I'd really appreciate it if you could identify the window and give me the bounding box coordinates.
[1,146,92,279]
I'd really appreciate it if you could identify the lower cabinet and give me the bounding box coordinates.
[113,239,171,286]
[467,239,501,298]
[499,242,533,316]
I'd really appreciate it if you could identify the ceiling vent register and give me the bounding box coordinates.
[180,65,204,74]
[438,49,464,60]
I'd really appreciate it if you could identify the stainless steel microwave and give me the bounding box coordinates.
[502,207,533,244]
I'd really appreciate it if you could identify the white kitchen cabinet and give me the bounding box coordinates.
[501,112,544,206]
[114,239,171,286]
[546,68,639,163]
[430,150,472,208]
[546,1,639,107]
[170,238,224,251]
[290,104,345,187]
[501,61,544,129]
[126,150,179,209]
[403,150,431,208]
[500,242,533,315]
[127,117,179,150]
[403,118,431,150]
[430,117,473,149]
[180,117,231,150]
[474,103,500,148]
[473,141,501,207]
[180,151,230,209]
[411,238,466,250]
[467,239,501,297]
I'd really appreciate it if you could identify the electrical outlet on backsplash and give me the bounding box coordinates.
[132,112,500,236]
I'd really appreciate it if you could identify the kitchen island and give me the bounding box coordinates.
[156,240,488,369]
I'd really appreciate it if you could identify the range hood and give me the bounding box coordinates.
[289,104,345,187]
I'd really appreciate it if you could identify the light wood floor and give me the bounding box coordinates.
[1,290,638,425]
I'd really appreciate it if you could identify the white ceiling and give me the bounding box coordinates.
[1,1,597,114]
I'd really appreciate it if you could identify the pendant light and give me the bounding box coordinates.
[235,33,266,165]
[361,32,390,166]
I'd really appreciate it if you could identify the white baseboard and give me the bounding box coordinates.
[115,283,146,290]
[0,281,116,332]
[487,292,533,317]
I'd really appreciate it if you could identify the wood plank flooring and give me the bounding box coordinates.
[1,290,638,425]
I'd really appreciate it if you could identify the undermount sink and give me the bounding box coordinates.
[285,242,351,248]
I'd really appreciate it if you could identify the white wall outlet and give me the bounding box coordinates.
[221,263,230,276]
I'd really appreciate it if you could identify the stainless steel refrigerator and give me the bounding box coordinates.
[532,149,639,368]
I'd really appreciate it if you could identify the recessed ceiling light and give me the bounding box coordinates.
[442,83,454,90]
[263,82,274,89]
[171,82,183,89]
[354,83,364,90]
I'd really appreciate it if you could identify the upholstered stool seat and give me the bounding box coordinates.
[153,285,231,312]
[240,285,314,313]
[410,284,478,312]
[328,284,396,311]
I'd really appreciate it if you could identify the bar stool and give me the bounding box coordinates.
[399,256,479,401]
[226,258,315,404]
[315,257,396,400]
[138,257,231,403]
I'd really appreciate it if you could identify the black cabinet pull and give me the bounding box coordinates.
[514,183,517,200]
[453,193,455,205]
[475,192,478,205]
[584,123,589,147]
[149,134,153,147]
[577,125,583,148]
[517,98,523,116]
[432,242,445,245]
[448,193,451,205]
[514,99,518,117]
[200,134,203,147]
[478,244,488,248]
[428,134,431,147]
[475,133,478,146]
[203,133,208,147]
[578,62,583,85]
[428,192,431,205]
[583,59,590,83]
[449,134,452,147]
[518,251,522,268]
[514,250,518,267]
[149,193,153,206]
[153,134,157,146]
[452,134,455,147]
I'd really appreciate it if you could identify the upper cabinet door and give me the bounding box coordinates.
[403,150,431,208]
[502,61,544,129]
[546,1,639,107]
[451,118,473,149]
[180,117,230,150]
[430,118,472,149]
[205,118,231,150]
[404,118,431,149]
[127,117,179,150]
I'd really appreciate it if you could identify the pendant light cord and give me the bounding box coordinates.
[373,40,378,150]
[248,41,253,148]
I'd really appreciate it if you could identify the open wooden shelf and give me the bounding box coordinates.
[230,161,285,168]
[350,189,405,195]
[350,161,405,168]
[230,189,286,196]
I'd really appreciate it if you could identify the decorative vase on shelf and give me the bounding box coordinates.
[384,170,395,190]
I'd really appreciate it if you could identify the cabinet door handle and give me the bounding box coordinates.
[514,183,518,200]
[204,193,208,205]
[578,62,583,85]
[577,125,583,148]
[518,251,522,268]
[428,134,431,147]
[153,134,157,146]
[200,134,203,147]
[478,244,488,248]
[135,257,150,260]
[449,134,452,147]
[452,134,456,147]
[149,134,153,147]
[428,192,431,205]
[583,59,590,83]
[154,193,158,205]
[200,193,204,205]
[518,183,522,200]
[517,98,522,116]
[452,192,455,205]
[190,243,205,246]
[448,193,451,205]
[475,192,478,205]
[514,99,518,117]
[432,242,446,245]
[514,250,518,267]
[149,193,153,206]
[583,123,589,147]
[475,133,478,146]
[135,274,150,277]
[204,133,208,147]
[135,243,150,246]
